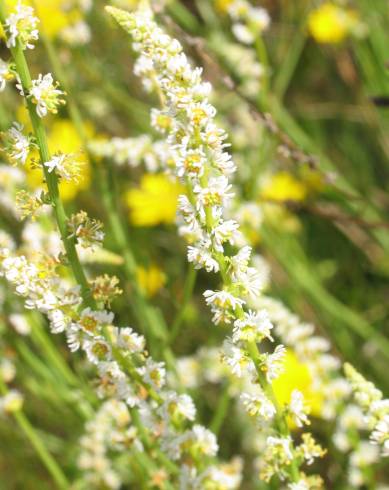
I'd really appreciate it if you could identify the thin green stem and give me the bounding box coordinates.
[209,383,230,435]
[0,3,94,309]
[169,265,197,343]
[0,378,69,489]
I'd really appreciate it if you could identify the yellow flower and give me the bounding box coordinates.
[308,3,358,44]
[272,350,323,420]
[26,118,91,201]
[214,0,234,14]
[137,265,166,297]
[125,174,183,227]
[261,172,308,203]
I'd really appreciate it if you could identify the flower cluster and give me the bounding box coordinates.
[108,5,325,485]
[2,123,34,166]
[43,152,84,182]
[256,295,350,421]
[3,2,39,50]
[89,134,171,172]
[215,0,270,45]
[0,242,239,486]
[78,400,137,489]
[345,363,389,457]
[26,73,66,118]
[67,210,104,249]
[0,57,14,92]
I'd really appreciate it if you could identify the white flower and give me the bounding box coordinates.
[175,357,200,389]
[232,23,254,44]
[160,392,196,422]
[29,73,65,117]
[5,3,39,49]
[59,20,91,46]
[194,176,234,210]
[187,245,219,273]
[205,459,243,489]
[263,344,286,382]
[190,425,219,457]
[233,309,273,343]
[48,309,70,334]
[0,390,24,413]
[84,337,112,364]
[371,415,389,456]
[288,480,309,490]
[251,7,271,32]
[137,358,166,390]
[230,245,252,272]
[241,266,264,295]
[116,327,145,353]
[0,359,16,383]
[212,220,240,251]
[74,308,114,336]
[9,313,30,335]
[4,123,31,165]
[43,153,82,181]
[241,391,275,420]
[266,435,293,461]
[176,148,206,178]
[0,58,12,92]
[44,154,65,173]
[222,339,253,378]
[213,149,236,175]
[289,390,310,427]
[204,290,245,311]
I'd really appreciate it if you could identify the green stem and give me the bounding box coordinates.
[0,378,69,489]
[209,383,230,435]
[169,266,197,343]
[0,4,94,309]
[29,313,79,387]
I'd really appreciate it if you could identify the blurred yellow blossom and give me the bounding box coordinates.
[26,118,91,201]
[137,265,166,297]
[261,172,308,203]
[308,3,358,44]
[125,174,183,226]
[214,0,233,14]
[272,350,322,420]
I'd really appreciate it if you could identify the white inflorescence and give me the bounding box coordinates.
[28,73,65,118]
[345,363,389,457]
[4,2,39,50]
[106,5,329,484]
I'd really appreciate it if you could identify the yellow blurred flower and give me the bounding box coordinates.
[272,350,323,420]
[137,264,166,297]
[26,118,91,201]
[261,172,308,203]
[308,3,358,44]
[125,174,183,227]
[214,0,234,14]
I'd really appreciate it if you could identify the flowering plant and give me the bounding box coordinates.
[0,1,388,489]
